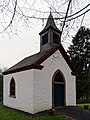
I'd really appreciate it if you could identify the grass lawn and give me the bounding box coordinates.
[77,103,90,109]
[0,107,69,120]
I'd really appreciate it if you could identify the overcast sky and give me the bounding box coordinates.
[0,0,90,69]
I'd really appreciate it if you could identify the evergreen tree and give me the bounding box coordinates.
[68,26,90,100]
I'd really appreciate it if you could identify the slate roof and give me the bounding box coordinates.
[3,44,77,75]
[3,45,56,74]
[39,12,61,35]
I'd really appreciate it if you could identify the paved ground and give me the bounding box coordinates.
[56,106,90,120]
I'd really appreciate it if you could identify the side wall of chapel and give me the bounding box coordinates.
[3,69,34,114]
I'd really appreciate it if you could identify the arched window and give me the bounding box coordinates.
[10,77,16,97]
[54,72,64,83]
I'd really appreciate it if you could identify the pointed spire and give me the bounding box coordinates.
[45,11,56,28]
[39,12,61,35]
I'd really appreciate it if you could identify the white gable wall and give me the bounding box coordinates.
[33,50,76,113]
[3,70,34,113]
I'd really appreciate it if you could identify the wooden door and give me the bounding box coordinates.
[52,70,65,108]
[54,83,64,107]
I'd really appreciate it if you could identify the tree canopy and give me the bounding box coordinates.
[68,26,90,100]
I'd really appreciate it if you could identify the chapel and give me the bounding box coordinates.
[3,12,76,114]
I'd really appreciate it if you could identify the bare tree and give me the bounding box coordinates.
[0,0,90,45]
[43,0,90,47]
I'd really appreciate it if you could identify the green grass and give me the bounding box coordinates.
[0,107,68,120]
[77,103,90,109]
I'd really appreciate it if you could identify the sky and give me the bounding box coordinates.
[0,0,90,69]
[0,21,42,69]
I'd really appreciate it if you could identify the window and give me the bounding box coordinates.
[53,33,60,44]
[42,33,48,45]
[10,77,16,97]
[54,72,64,83]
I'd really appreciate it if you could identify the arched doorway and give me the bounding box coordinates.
[52,70,65,108]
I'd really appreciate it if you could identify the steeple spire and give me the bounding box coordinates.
[39,12,61,51]
[39,12,61,35]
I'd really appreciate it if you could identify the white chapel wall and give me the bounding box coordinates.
[33,50,76,113]
[3,69,34,113]
[3,50,76,114]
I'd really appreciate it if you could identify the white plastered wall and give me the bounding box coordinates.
[3,50,76,114]
[3,70,34,113]
[33,50,76,113]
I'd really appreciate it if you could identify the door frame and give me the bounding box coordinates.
[52,69,66,108]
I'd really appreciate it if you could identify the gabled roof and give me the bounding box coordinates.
[39,12,61,35]
[3,44,77,75]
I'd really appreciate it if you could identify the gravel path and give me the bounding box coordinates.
[56,106,90,120]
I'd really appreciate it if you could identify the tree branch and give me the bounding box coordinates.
[61,0,72,36]
[1,0,17,33]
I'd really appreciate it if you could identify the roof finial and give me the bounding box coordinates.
[50,7,52,13]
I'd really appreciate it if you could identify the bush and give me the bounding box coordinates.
[77,99,90,104]
[84,105,89,109]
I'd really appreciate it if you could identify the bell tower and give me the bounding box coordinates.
[39,12,61,51]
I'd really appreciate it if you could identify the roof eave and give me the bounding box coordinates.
[3,64,44,75]
[39,26,61,35]
[58,44,77,76]
[71,72,77,76]
[3,44,77,76]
